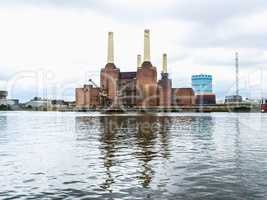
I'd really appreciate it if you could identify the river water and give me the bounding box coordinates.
[0,112,267,199]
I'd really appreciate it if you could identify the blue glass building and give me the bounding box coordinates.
[192,74,213,94]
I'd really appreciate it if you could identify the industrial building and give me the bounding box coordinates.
[75,30,216,109]
[23,97,74,110]
[0,90,20,109]
[76,85,101,108]
[172,88,195,106]
[192,74,213,94]
[225,95,242,104]
[191,74,216,105]
[0,91,7,99]
[195,94,216,105]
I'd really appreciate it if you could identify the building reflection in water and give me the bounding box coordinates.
[134,115,157,188]
[234,115,241,176]
[98,116,120,193]
[75,114,172,190]
[158,116,172,159]
[133,115,172,188]
[75,114,217,192]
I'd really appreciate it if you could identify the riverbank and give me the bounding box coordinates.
[0,103,262,113]
[40,103,263,112]
[74,104,260,113]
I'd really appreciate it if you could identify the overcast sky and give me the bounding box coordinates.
[0,0,267,102]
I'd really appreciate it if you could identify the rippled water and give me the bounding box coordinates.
[0,112,267,199]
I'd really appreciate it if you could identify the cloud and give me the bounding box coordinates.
[3,0,267,24]
[1,0,267,24]
[0,0,267,101]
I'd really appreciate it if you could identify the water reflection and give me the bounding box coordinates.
[0,116,7,131]
[73,114,267,199]
[1,113,267,199]
[75,116,99,140]
[134,115,158,188]
[158,116,171,159]
[75,115,216,190]
[75,115,173,189]
[0,116,8,144]
[99,116,119,193]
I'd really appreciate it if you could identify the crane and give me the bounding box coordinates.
[88,79,111,107]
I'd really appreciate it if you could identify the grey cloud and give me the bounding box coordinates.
[5,0,267,50]
[3,0,267,24]
[168,0,267,24]
[181,25,267,49]
[1,0,267,100]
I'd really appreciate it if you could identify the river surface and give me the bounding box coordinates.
[0,112,267,199]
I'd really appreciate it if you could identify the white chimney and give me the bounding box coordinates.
[143,29,151,62]
[107,32,114,63]
[137,54,142,68]
[163,53,167,73]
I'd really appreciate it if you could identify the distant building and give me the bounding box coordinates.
[196,94,216,105]
[225,95,242,104]
[192,74,212,94]
[192,75,216,105]
[0,91,7,99]
[24,97,72,110]
[24,97,51,109]
[7,99,19,106]
[0,91,19,109]
[50,99,69,110]
[0,91,8,106]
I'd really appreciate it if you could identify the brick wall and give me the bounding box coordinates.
[136,62,158,107]
[75,85,100,108]
[158,77,172,107]
[172,88,195,106]
[100,63,120,105]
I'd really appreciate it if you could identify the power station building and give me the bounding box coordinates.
[192,74,216,105]
[192,74,213,94]
[76,30,214,109]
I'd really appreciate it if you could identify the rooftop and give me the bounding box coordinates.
[120,72,137,79]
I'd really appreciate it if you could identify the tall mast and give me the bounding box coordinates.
[235,52,239,96]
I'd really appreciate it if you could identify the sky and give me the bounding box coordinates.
[0,0,267,102]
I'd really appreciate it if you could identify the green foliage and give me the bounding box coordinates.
[0,104,11,111]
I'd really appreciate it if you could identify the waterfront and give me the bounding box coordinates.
[0,112,267,199]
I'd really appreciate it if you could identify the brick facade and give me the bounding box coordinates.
[172,88,195,106]
[158,73,172,107]
[118,72,137,107]
[75,85,100,108]
[74,30,216,109]
[136,61,158,107]
[100,63,120,105]
[195,94,216,105]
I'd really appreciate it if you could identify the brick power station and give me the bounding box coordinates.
[76,30,216,109]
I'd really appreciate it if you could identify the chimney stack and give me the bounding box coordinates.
[163,53,167,73]
[107,32,114,63]
[143,29,151,62]
[137,54,142,69]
